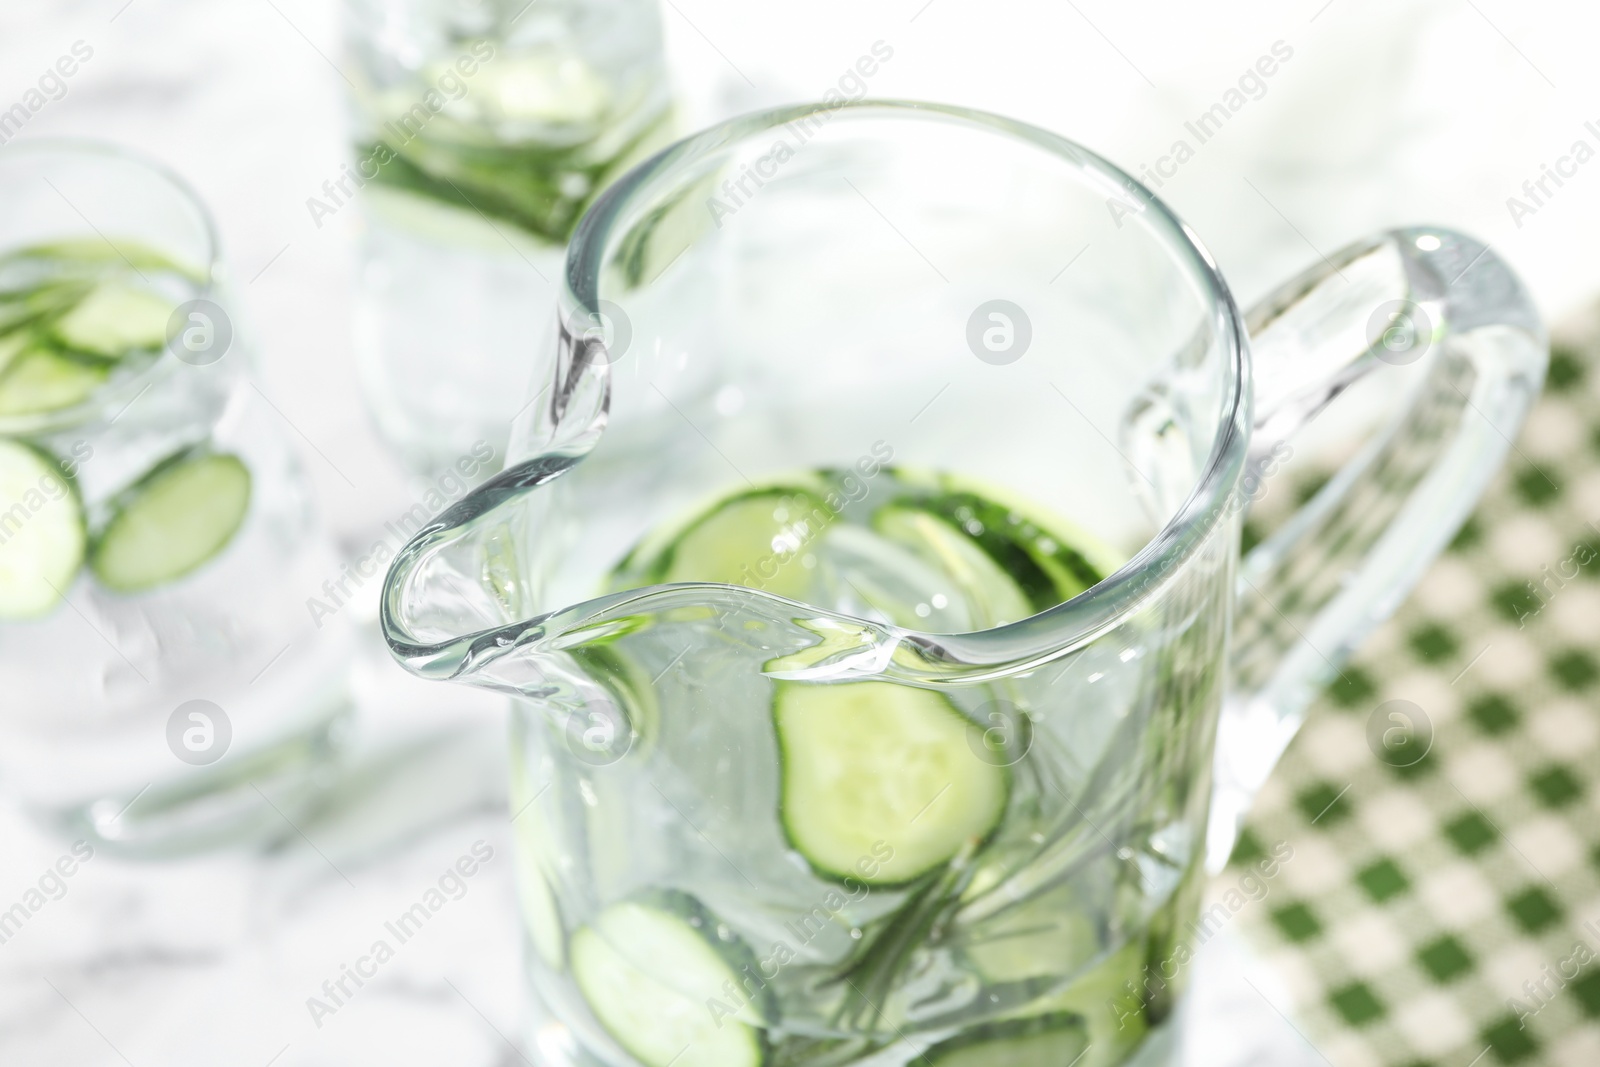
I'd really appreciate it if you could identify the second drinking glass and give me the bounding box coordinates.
[0,142,355,855]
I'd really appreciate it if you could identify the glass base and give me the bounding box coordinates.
[40,704,352,859]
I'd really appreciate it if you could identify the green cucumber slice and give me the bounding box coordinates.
[872,505,1033,628]
[90,451,251,592]
[0,440,85,619]
[643,486,837,603]
[924,1012,1090,1067]
[774,681,1008,886]
[1012,939,1150,1065]
[52,282,176,358]
[0,350,109,415]
[572,890,768,1067]
[0,280,93,335]
[0,332,29,377]
[0,303,28,336]
[906,490,1107,613]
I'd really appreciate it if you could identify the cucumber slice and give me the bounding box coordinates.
[0,281,92,335]
[0,302,31,336]
[0,440,85,618]
[872,505,1033,628]
[0,350,109,415]
[52,282,175,358]
[90,452,251,592]
[0,332,28,377]
[906,490,1107,613]
[774,681,1008,886]
[924,1012,1089,1067]
[1013,939,1150,1066]
[572,890,768,1067]
[649,487,837,603]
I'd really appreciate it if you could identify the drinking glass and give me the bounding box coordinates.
[380,103,1545,1065]
[0,142,354,856]
[344,0,673,478]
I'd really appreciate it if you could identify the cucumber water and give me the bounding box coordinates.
[516,468,1216,1067]
[354,47,671,242]
[0,242,252,617]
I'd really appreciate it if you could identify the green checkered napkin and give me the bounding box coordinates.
[1228,342,1600,1065]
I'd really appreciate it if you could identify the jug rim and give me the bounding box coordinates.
[381,101,1252,678]
[556,100,1250,663]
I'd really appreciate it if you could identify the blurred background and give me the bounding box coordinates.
[0,0,1596,1064]
[5,0,1595,537]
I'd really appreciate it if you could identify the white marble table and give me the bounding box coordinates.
[1,0,1586,1062]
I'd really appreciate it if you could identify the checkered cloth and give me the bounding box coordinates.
[1227,341,1600,1065]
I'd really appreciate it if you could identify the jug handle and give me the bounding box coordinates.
[1207,227,1546,870]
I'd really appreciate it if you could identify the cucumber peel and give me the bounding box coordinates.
[90,451,251,592]
[774,681,1008,886]
[0,440,85,618]
[572,890,768,1067]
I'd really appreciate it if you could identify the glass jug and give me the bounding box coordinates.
[381,102,1545,1067]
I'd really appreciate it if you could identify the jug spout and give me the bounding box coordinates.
[380,453,579,685]
[380,300,627,688]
